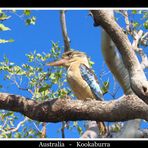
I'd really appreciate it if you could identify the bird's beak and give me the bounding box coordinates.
[46,58,68,66]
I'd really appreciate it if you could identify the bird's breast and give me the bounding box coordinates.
[67,69,95,100]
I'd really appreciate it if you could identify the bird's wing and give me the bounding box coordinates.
[79,64,103,101]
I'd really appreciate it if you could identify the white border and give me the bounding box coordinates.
[0,8,148,10]
[0,138,148,140]
[0,7,147,140]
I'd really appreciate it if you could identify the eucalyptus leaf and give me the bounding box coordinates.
[0,39,14,44]
[0,24,10,31]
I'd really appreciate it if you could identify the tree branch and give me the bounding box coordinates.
[101,22,142,138]
[0,117,28,134]
[82,13,122,137]
[91,10,148,104]
[60,10,71,52]
[141,32,148,46]
[135,129,148,138]
[132,30,148,69]
[81,121,100,138]
[101,29,132,95]
[0,93,148,122]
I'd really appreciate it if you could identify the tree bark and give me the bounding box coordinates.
[0,93,148,122]
[91,10,148,104]
[60,10,71,52]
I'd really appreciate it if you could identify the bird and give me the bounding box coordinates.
[47,50,107,135]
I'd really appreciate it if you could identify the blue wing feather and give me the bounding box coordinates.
[79,64,103,101]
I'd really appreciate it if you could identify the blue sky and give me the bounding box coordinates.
[0,10,147,138]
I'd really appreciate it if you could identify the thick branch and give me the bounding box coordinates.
[135,129,148,138]
[81,121,100,138]
[91,10,142,72]
[101,21,141,138]
[102,29,132,95]
[91,10,148,103]
[0,93,148,122]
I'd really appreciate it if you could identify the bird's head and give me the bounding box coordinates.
[47,50,89,68]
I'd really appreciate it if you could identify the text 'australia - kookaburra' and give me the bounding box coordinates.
[47,50,106,135]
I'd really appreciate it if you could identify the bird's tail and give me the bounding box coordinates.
[97,122,107,136]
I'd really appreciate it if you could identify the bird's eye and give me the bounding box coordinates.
[68,54,73,58]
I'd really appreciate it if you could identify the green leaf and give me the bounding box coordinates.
[14,132,22,138]
[8,39,14,42]
[39,84,50,92]
[26,54,34,62]
[101,80,110,95]
[0,14,11,21]
[28,129,35,135]
[26,19,31,25]
[4,55,9,64]
[12,66,25,75]
[10,121,14,127]
[49,73,55,80]
[132,10,137,14]
[3,112,14,118]
[144,21,148,29]
[88,58,95,67]
[24,10,31,16]
[0,24,10,31]
[133,22,139,28]
[26,16,36,25]
[0,39,14,44]
[73,121,78,127]
[89,61,94,67]
[77,126,83,135]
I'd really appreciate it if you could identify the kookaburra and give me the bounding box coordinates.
[47,50,106,135]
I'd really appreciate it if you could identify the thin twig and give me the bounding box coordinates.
[2,118,8,129]
[132,30,148,69]
[61,122,65,138]
[13,78,34,95]
[33,122,42,133]
[1,117,28,134]
[41,122,46,138]
[120,10,130,32]
[121,11,148,70]
[140,31,148,46]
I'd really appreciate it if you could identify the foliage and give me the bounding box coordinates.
[0,10,36,44]
[26,16,36,25]
[0,41,69,137]
[116,10,148,39]
[131,10,148,30]
[0,24,10,31]
[0,38,90,137]
[0,10,83,137]
[0,10,14,44]
[101,80,109,95]
[0,39,14,44]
